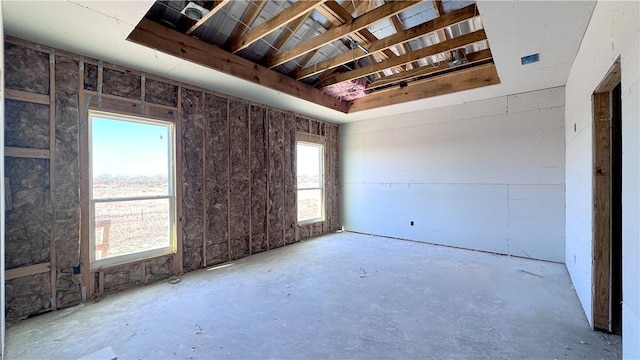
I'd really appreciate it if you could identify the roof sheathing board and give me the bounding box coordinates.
[442,0,475,13]
[397,1,436,28]
[195,1,249,47]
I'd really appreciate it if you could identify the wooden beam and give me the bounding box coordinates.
[4,146,50,159]
[5,88,50,105]
[262,13,309,60]
[230,0,328,53]
[318,29,486,88]
[389,15,414,70]
[294,4,477,80]
[266,0,422,68]
[431,0,452,63]
[49,50,58,310]
[319,1,393,59]
[79,57,92,300]
[310,1,397,78]
[432,1,452,41]
[317,1,347,25]
[128,19,348,113]
[353,0,377,16]
[296,50,319,70]
[225,0,267,48]
[173,85,184,275]
[595,58,622,93]
[6,263,51,281]
[185,0,232,35]
[367,48,493,90]
[348,62,500,112]
[593,91,612,331]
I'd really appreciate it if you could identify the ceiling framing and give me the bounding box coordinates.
[128,0,500,113]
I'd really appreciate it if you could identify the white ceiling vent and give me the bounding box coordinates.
[181,2,209,21]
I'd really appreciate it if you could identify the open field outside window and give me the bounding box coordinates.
[297,141,324,224]
[89,111,176,268]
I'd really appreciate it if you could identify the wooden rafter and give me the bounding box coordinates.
[297,50,319,70]
[229,0,328,53]
[128,19,348,113]
[353,0,377,16]
[294,4,478,80]
[318,29,487,88]
[432,0,452,45]
[349,62,500,112]
[316,1,400,77]
[224,0,267,48]
[185,0,232,35]
[389,15,414,70]
[265,0,422,69]
[367,48,493,90]
[434,0,446,16]
[262,12,309,60]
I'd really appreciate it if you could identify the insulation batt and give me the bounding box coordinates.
[322,78,368,101]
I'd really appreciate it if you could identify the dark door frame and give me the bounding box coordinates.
[592,58,622,333]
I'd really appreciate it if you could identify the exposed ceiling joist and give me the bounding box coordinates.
[297,50,319,70]
[389,15,414,70]
[229,0,327,53]
[294,4,478,80]
[130,0,500,113]
[265,0,423,69]
[185,0,232,35]
[367,48,493,90]
[349,62,500,112]
[224,0,267,47]
[353,0,377,16]
[433,0,446,16]
[262,13,309,60]
[318,29,487,88]
[128,18,348,113]
[317,1,348,25]
[316,0,400,77]
[431,0,451,51]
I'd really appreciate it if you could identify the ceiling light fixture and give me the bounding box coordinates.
[181,2,209,21]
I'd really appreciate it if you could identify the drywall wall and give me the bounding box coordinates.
[341,87,565,262]
[564,1,640,357]
[3,37,340,321]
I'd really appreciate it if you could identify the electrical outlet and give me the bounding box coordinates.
[410,221,414,226]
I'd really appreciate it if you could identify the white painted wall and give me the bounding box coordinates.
[564,1,640,357]
[341,87,566,262]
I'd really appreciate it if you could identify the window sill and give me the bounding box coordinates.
[90,247,175,271]
[298,218,325,226]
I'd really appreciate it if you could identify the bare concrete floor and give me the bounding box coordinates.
[7,232,620,359]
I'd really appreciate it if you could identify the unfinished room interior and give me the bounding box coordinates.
[0,0,638,358]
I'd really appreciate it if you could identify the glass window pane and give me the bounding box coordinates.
[298,189,322,221]
[297,143,321,189]
[92,117,170,198]
[94,198,171,260]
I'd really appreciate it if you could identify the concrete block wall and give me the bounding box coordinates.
[341,87,565,262]
[564,1,640,357]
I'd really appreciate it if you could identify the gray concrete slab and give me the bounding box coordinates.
[6,232,620,359]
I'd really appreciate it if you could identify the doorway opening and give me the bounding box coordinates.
[592,60,622,335]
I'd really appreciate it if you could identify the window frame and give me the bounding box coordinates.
[88,110,177,269]
[296,133,325,225]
